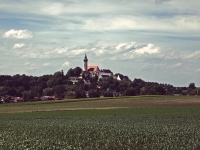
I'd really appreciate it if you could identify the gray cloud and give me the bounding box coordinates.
[155,0,170,4]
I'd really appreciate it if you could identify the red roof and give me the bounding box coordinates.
[88,66,100,72]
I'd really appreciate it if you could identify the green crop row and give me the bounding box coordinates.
[0,116,200,149]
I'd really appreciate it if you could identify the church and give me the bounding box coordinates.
[81,54,113,84]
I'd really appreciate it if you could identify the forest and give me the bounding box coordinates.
[0,66,198,102]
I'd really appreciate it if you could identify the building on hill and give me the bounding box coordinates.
[88,66,100,72]
[101,69,113,74]
[81,54,114,82]
[83,53,88,71]
[114,74,132,84]
[98,69,113,81]
[88,66,100,78]
[81,54,90,84]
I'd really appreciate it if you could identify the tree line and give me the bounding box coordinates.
[0,67,198,102]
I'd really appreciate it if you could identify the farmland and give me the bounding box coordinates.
[0,96,200,149]
[0,96,200,113]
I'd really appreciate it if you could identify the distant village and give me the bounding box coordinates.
[70,54,131,85]
[0,54,199,104]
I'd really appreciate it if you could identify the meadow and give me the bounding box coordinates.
[0,96,200,149]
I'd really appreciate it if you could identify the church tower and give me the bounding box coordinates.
[84,54,88,71]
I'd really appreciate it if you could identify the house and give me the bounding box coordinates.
[114,74,132,85]
[40,96,56,101]
[1,95,15,103]
[0,97,4,104]
[98,74,110,80]
[98,69,113,81]
[101,69,113,75]
[86,92,89,98]
[88,66,100,72]
[14,97,24,102]
[116,74,123,80]
[69,77,82,84]
[82,54,100,82]
[82,54,115,82]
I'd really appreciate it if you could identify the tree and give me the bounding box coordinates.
[53,85,66,98]
[75,90,85,98]
[54,77,63,86]
[8,87,17,96]
[65,91,74,98]
[118,82,128,92]
[91,75,98,83]
[47,79,55,88]
[16,86,25,97]
[77,79,84,85]
[28,79,38,87]
[189,89,197,95]
[38,81,47,89]
[54,71,63,78]
[66,68,74,77]
[102,91,113,97]
[43,88,54,96]
[154,85,165,95]
[30,86,43,97]
[83,84,89,91]
[73,67,82,77]
[131,78,145,88]
[107,76,113,84]
[0,86,6,95]
[113,79,119,88]
[124,87,136,96]
[63,79,73,85]
[109,84,115,90]
[22,91,34,101]
[88,90,99,98]
[22,91,28,102]
[189,83,196,90]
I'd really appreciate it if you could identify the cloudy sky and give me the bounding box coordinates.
[0,0,200,87]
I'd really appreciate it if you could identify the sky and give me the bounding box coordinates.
[0,0,200,87]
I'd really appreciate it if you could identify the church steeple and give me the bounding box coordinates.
[84,53,88,71]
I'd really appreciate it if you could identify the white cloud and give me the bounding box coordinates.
[45,47,68,55]
[181,51,200,60]
[43,63,50,66]
[94,49,106,56]
[56,47,68,54]
[41,3,64,15]
[3,29,33,39]
[82,15,200,33]
[71,49,87,55]
[62,62,70,67]
[134,44,159,54]
[115,42,136,51]
[13,43,25,49]
[110,43,160,60]
[155,0,170,4]
[24,62,30,66]
[115,43,127,50]
[195,68,200,73]
[171,63,182,68]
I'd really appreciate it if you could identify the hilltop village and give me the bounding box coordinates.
[0,54,199,103]
[70,54,131,85]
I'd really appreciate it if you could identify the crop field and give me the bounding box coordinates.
[0,95,200,113]
[0,96,200,149]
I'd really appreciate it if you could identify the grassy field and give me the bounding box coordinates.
[1,96,200,149]
[0,95,200,114]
